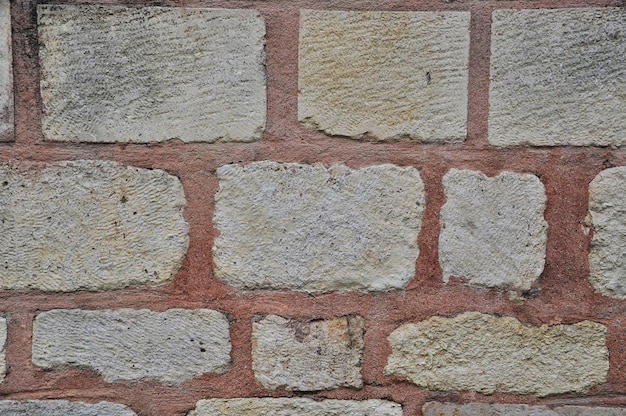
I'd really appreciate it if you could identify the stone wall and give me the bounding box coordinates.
[0,0,625,414]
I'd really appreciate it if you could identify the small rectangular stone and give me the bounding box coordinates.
[32,309,231,384]
[423,403,626,416]
[38,5,265,143]
[0,317,6,383]
[439,169,547,291]
[189,398,402,416]
[213,161,425,292]
[0,160,188,292]
[385,312,608,396]
[0,0,12,141]
[489,8,626,146]
[299,10,470,142]
[0,400,136,415]
[252,315,364,391]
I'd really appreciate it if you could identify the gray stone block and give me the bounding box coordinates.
[0,0,12,140]
[0,400,136,415]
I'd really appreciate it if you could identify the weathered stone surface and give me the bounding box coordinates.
[298,10,470,142]
[252,315,364,391]
[385,312,608,396]
[0,160,188,292]
[38,5,265,143]
[0,400,136,415]
[0,317,6,383]
[213,161,425,292]
[189,398,402,416]
[489,8,626,146]
[588,167,626,298]
[439,169,547,291]
[424,403,626,416]
[32,309,231,384]
[0,0,12,140]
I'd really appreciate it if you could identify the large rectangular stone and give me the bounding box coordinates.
[32,309,231,384]
[0,400,136,415]
[189,398,402,416]
[252,315,364,391]
[385,312,608,396]
[489,8,626,146]
[38,5,265,143]
[0,0,12,140]
[212,161,425,292]
[299,10,470,142]
[424,403,626,416]
[0,160,188,291]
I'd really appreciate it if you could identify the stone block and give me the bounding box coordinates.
[0,400,136,415]
[0,0,12,140]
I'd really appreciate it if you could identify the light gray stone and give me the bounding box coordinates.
[424,403,626,416]
[0,317,5,383]
[0,400,136,415]
[489,8,626,146]
[0,0,12,140]
[213,161,425,292]
[38,5,265,143]
[252,314,364,391]
[588,167,626,298]
[298,10,470,142]
[33,309,231,384]
[385,312,608,396]
[189,398,402,416]
[0,160,188,292]
[439,169,547,291]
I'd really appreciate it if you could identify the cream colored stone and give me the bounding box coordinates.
[0,160,188,291]
[489,8,626,146]
[439,169,547,291]
[385,312,608,396]
[0,400,136,415]
[588,167,626,298]
[32,309,231,384]
[213,161,425,292]
[38,5,265,143]
[298,10,470,142]
[189,398,402,416]
[0,0,12,140]
[423,403,626,416]
[252,315,363,391]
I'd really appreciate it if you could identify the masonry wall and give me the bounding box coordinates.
[0,0,625,414]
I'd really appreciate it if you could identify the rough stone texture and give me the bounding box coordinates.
[188,398,402,416]
[439,169,547,291]
[38,5,265,143]
[588,167,626,298]
[32,309,231,384]
[0,400,136,415]
[0,160,188,292]
[489,8,626,146]
[0,317,6,383]
[385,312,608,396]
[213,161,425,292]
[423,403,626,416]
[298,10,470,142]
[0,0,12,140]
[252,315,364,391]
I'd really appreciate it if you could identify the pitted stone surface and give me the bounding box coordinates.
[189,398,402,416]
[38,5,265,143]
[0,0,12,140]
[439,169,547,291]
[33,309,231,384]
[298,10,470,142]
[0,160,188,292]
[0,400,137,415]
[213,161,425,292]
[385,312,608,396]
[424,403,626,416]
[252,314,364,391]
[0,318,6,383]
[489,8,626,146]
[588,167,626,298]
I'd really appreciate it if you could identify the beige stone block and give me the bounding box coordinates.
[0,400,136,415]
[213,161,425,292]
[0,0,12,140]
[38,5,265,143]
[489,8,626,146]
[0,160,188,291]
[298,10,470,142]
[252,315,363,391]
[385,312,608,396]
[424,403,626,416]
